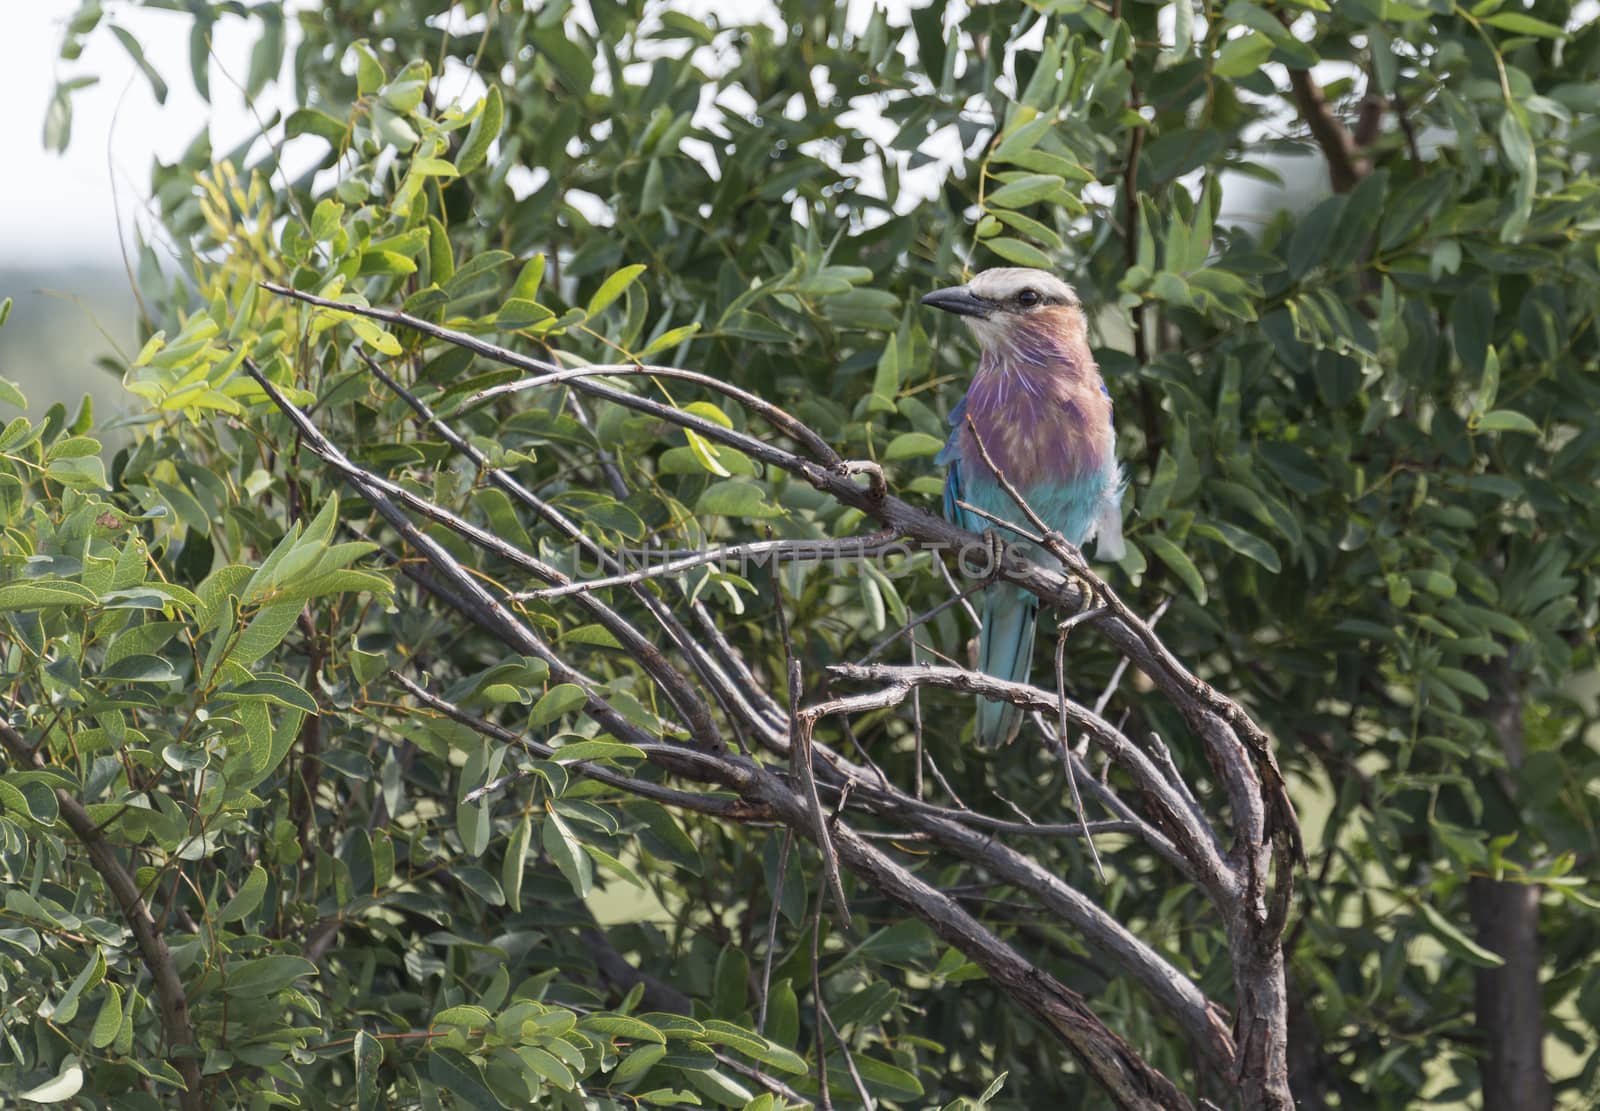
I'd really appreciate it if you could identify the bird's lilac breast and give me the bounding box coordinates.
[957,357,1113,491]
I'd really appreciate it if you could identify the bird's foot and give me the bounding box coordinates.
[982,528,1008,584]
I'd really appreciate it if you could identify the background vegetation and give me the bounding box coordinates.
[2,1,1598,1108]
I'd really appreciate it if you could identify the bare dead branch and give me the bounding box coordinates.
[517,532,900,601]
[828,661,1231,898]
[251,282,1304,1107]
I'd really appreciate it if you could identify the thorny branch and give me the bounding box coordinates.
[255,281,1302,1109]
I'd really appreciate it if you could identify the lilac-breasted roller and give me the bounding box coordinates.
[923,268,1124,748]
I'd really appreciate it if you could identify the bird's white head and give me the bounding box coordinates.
[920,267,1083,351]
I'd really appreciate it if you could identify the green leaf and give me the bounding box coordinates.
[0,378,26,410]
[346,314,403,356]
[47,455,109,490]
[1473,409,1540,435]
[47,948,105,1024]
[588,264,648,317]
[992,208,1064,250]
[217,865,268,924]
[223,955,318,997]
[229,602,302,668]
[286,107,347,145]
[0,777,59,824]
[983,237,1053,268]
[411,157,460,179]
[870,335,899,412]
[245,7,285,98]
[503,814,531,913]
[611,1042,667,1087]
[351,647,387,686]
[354,1031,384,1110]
[0,580,98,609]
[517,1045,576,1090]
[1288,194,1343,279]
[1215,31,1273,77]
[999,149,1094,182]
[509,253,547,303]
[456,85,504,174]
[986,174,1061,208]
[44,85,75,153]
[433,1005,493,1028]
[352,40,385,96]
[694,480,783,520]
[543,808,594,897]
[16,1059,83,1103]
[1144,535,1207,604]
[1416,900,1505,967]
[90,984,123,1049]
[884,432,946,460]
[582,1014,667,1044]
[1497,110,1536,241]
[110,25,169,104]
[530,683,587,728]
[850,1054,925,1100]
[712,952,749,1020]
[100,655,180,683]
[626,800,702,875]
[639,323,702,359]
[1483,11,1565,36]
[1194,521,1281,573]
[218,675,319,714]
[428,1048,501,1111]
[550,738,646,763]
[684,429,731,477]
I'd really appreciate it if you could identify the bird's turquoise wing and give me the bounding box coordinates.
[938,396,975,531]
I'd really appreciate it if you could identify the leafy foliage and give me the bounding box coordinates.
[13,0,1600,1108]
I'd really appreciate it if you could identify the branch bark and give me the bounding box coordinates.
[253,282,1303,1109]
[0,722,205,1110]
[1285,67,1372,194]
[1470,666,1552,1111]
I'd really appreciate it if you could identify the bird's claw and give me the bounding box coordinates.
[983,528,1007,583]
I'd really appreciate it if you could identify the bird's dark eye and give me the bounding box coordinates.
[1017,289,1040,307]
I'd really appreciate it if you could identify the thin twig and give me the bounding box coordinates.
[772,560,853,931]
[355,349,787,755]
[822,1004,877,1111]
[858,576,988,664]
[1056,626,1107,884]
[518,532,898,600]
[809,895,833,1110]
[756,829,794,1034]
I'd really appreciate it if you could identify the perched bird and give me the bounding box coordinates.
[923,268,1124,748]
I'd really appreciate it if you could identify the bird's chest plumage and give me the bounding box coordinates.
[960,364,1112,487]
[953,341,1115,545]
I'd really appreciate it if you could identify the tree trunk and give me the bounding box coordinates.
[1470,667,1551,1111]
[1469,878,1551,1111]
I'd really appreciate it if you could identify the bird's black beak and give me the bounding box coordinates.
[920,285,991,319]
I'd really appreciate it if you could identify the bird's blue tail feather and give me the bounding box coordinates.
[976,586,1037,748]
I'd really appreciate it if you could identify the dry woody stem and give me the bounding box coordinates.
[247,280,1304,1109]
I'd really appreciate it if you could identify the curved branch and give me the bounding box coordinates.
[1286,67,1371,193]
[826,662,1233,899]
[250,283,1302,1108]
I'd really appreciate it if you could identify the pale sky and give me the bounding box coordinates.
[0,1,306,267]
